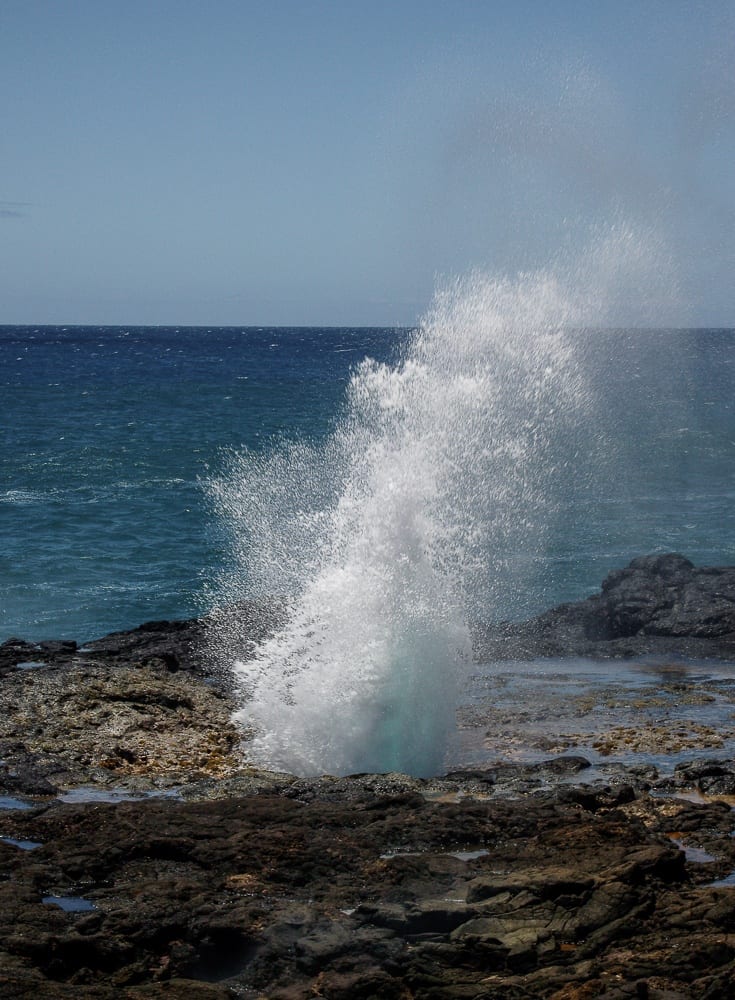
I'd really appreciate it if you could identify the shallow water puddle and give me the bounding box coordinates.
[0,795,33,810]
[380,848,489,862]
[710,872,735,888]
[455,656,735,771]
[42,895,96,912]
[58,785,182,804]
[1,836,43,851]
[666,834,717,864]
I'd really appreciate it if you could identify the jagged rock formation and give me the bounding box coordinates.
[475,553,735,661]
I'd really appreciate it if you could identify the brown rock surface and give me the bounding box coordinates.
[2,555,735,995]
[1,781,735,997]
[0,662,240,794]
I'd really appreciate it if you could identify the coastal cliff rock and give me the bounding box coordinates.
[0,598,289,679]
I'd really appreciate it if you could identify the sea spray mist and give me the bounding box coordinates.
[205,253,619,777]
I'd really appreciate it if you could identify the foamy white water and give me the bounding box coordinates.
[207,255,617,777]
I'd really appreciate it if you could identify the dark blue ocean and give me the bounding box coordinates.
[2,325,734,644]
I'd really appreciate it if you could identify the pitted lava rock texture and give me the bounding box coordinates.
[1,777,735,998]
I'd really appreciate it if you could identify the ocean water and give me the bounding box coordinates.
[2,323,735,651]
[1,325,400,642]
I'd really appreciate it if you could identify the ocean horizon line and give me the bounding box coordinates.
[2,322,735,333]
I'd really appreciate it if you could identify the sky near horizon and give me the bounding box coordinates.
[2,1,734,327]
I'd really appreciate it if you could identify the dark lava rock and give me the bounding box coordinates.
[1,598,287,682]
[77,617,208,674]
[0,638,45,676]
[0,753,60,797]
[2,554,735,995]
[529,754,593,775]
[659,759,735,797]
[475,553,735,661]
[1,785,734,998]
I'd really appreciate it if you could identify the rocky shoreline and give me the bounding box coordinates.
[2,553,735,997]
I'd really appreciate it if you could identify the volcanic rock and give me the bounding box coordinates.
[475,553,735,661]
[1,782,735,997]
[2,554,735,995]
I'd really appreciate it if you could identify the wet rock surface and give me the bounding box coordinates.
[2,554,735,996]
[2,771,735,997]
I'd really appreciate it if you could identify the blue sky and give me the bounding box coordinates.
[2,0,733,326]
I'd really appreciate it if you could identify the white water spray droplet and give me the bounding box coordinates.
[206,231,667,777]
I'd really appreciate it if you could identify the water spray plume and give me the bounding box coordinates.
[206,236,656,777]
